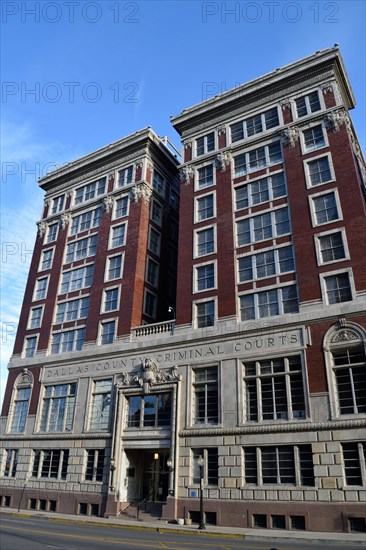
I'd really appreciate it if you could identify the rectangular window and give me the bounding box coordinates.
[34,277,48,301]
[151,201,162,225]
[47,224,58,243]
[103,288,119,312]
[148,227,161,256]
[90,379,112,431]
[40,249,54,271]
[39,383,76,432]
[243,356,306,422]
[85,450,105,482]
[236,207,290,247]
[114,196,129,219]
[196,194,214,222]
[324,273,352,304]
[127,393,171,428]
[318,231,346,263]
[110,224,126,249]
[65,234,97,264]
[195,263,215,291]
[146,257,159,287]
[32,449,69,480]
[295,91,321,118]
[230,107,279,143]
[244,445,314,486]
[118,165,133,187]
[234,142,282,178]
[196,300,215,328]
[197,165,214,189]
[51,195,65,214]
[312,192,339,225]
[307,156,333,186]
[303,125,326,151]
[196,227,215,257]
[192,448,218,485]
[240,285,298,320]
[74,178,106,205]
[238,246,294,282]
[100,320,116,345]
[29,306,43,329]
[106,255,123,281]
[55,297,89,323]
[193,366,218,424]
[10,388,30,432]
[235,173,286,210]
[3,449,18,477]
[70,207,102,235]
[342,443,366,486]
[332,345,366,415]
[144,291,157,319]
[24,336,37,358]
[60,265,94,294]
[153,170,165,195]
[196,133,215,156]
[51,328,85,354]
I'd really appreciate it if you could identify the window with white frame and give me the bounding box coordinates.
[65,234,97,264]
[235,172,286,210]
[243,355,306,422]
[51,328,85,354]
[32,449,69,479]
[192,448,218,485]
[29,306,43,329]
[295,91,321,118]
[106,254,123,281]
[89,379,112,431]
[151,200,162,225]
[127,393,171,428]
[46,223,58,243]
[24,336,37,357]
[323,272,353,304]
[51,195,65,214]
[233,142,282,178]
[110,223,126,249]
[60,265,94,294]
[238,245,294,282]
[10,387,31,432]
[148,227,161,256]
[315,230,347,265]
[197,164,214,189]
[40,248,54,271]
[230,107,279,143]
[311,191,340,225]
[153,170,165,195]
[70,207,102,235]
[55,297,90,323]
[3,449,18,477]
[342,443,366,485]
[196,132,215,156]
[103,288,119,312]
[240,285,298,320]
[39,383,76,432]
[34,277,48,301]
[195,226,215,257]
[302,125,326,152]
[146,257,159,287]
[244,444,314,485]
[74,178,106,205]
[196,300,215,328]
[236,207,290,247]
[100,320,116,345]
[118,165,133,187]
[85,449,105,481]
[305,155,333,187]
[196,193,214,222]
[193,366,218,424]
[114,196,129,219]
[144,291,157,319]
[170,188,180,211]
[195,263,215,291]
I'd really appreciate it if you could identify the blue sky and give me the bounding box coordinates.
[1,0,365,405]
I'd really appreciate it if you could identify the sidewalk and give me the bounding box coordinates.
[1,507,365,546]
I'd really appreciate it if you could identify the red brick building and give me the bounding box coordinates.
[1,46,365,533]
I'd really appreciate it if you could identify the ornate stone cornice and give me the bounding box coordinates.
[116,358,181,394]
[280,126,299,147]
[130,182,152,204]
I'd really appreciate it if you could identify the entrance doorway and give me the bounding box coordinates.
[141,451,169,502]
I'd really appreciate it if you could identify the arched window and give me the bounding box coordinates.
[324,322,366,417]
[8,369,33,433]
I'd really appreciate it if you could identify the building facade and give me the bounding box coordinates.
[1,46,366,533]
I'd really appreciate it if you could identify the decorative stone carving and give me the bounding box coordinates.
[135,159,144,169]
[116,359,181,394]
[281,126,299,147]
[44,198,51,207]
[130,182,152,204]
[183,139,192,148]
[216,125,226,135]
[324,110,348,132]
[331,329,360,343]
[37,221,47,237]
[179,165,193,184]
[103,195,115,213]
[18,368,32,386]
[320,81,333,94]
[280,98,291,110]
[215,151,230,171]
[60,212,71,229]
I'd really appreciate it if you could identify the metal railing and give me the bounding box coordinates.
[136,490,155,520]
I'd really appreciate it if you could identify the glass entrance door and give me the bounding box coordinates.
[142,451,169,502]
